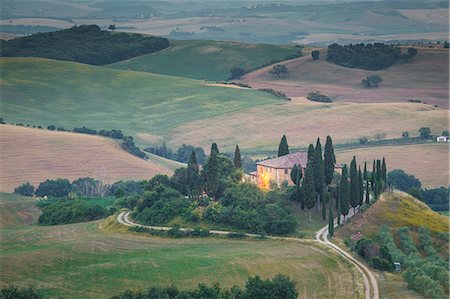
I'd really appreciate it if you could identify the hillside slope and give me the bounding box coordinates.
[0,125,180,192]
[239,47,449,108]
[109,39,302,80]
[336,143,449,188]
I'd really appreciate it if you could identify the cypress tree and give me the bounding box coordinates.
[363,161,370,204]
[371,160,376,191]
[381,157,387,183]
[206,150,219,198]
[339,165,350,221]
[358,166,363,206]
[324,135,336,186]
[187,151,200,199]
[321,191,328,221]
[337,199,341,225]
[211,143,219,154]
[328,200,334,237]
[302,159,316,222]
[307,144,315,164]
[349,157,359,214]
[313,138,325,196]
[277,135,289,157]
[290,164,304,209]
[376,159,382,182]
[233,145,242,169]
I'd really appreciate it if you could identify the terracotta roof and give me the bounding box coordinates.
[257,151,308,169]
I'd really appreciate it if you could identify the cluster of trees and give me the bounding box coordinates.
[361,75,382,88]
[14,177,111,198]
[269,64,289,78]
[354,238,394,271]
[121,136,146,158]
[145,143,206,164]
[1,286,43,299]
[306,91,333,103]
[37,199,109,225]
[326,43,401,70]
[111,274,297,299]
[0,25,170,65]
[387,169,449,211]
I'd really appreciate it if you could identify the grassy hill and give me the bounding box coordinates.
[0,125,182,192]
[0,193,363,298]
[336,143,449,188]
[109,39,302,81]
[239,47,449,108]
[1,57,447,172]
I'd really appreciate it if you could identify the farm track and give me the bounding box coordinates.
[117,210,378,299]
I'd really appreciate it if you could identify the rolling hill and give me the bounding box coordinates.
[109,39,302,81]
[1,57,447,155]
[336,143,449,188]
[0,193,363,298]
[0,125,182,192]
[239,47,449,108]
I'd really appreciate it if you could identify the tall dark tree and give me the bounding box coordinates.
[349,157,359,214]
[205,149,219,198]
[328,200,334,237]
[313,138,325,196]
[277,135,289,157]
[339,165,350,221]
[324,136,335,186]
[311,50,320,60]
[381,157,387,183]
[371,160,376,191]
[290,164,304,209]
[321,191,327,221]
[234,145,242,169]
[376,159,382,182]
[187,151,201,199]
[211,143,219,154]
[365,175,370,205]
[302,159,316,222]
[307,144,315,164]
[358,166,364,206]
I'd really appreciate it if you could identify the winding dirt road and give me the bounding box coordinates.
[117,210,379,299]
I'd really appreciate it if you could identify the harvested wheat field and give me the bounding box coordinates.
[0,125,178,192]
[336,143,449,188]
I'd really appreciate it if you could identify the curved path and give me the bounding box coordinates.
[117,209,379,299]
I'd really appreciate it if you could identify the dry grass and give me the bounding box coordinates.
[336,143,449,188]
[0,125,176,192]
[240,47,449,108]
[168,98,447,152]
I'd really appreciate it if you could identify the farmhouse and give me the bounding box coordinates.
[248,151,342,189]
[436,136,448,142]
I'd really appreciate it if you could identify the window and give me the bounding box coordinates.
[284,169,288,174]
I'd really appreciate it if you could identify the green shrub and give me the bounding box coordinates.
[13,182,34,197]
[38,199,108,225]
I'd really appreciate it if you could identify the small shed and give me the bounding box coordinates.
[436,136,448,142]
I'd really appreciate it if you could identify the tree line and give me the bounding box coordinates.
[0,25,170,65]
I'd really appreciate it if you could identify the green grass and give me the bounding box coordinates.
[109,39,302,81]
[0,57,279,144]
[0,193,363,298]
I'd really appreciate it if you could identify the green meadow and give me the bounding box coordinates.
[109,39,302,80]
[0,194,362,298]
[0,57,279,140]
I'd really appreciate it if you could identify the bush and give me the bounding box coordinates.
[38,199,108,225]
[35,179,71,198]
[387,169,421,192]
[362,75,383,88]
[1,286,43,299]
[306,91,333,103]
[13,182,34,197]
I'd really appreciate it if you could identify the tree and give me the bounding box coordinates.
[339,165,350,221]
[349,157,359,213]
[407,47,418,57]
[229,67,246,80]
[371,160,376,191]
[324,136,335,186]
[72,177,101,197]
[0,117,5,124]
[321,191,327,220]
[381,157,387,183]
[444,41,449,49]
[290,164,304,209]
[47,124,56,130]
[187,151,201,199]
[402,131,409,138]
[108,24,116,30]
[387,169,421,192]
[328,199,334,237]
[269,64,289,79]
[14,182,35,196]
[211,143,219,154]
[311,50,320,60]
[442,130,449,137]
[35,179,71,198]
[362,75,383,88]
[418,127,431,139]
[313,138,325,205]
[374,132,387,141]
[307,144,315,164]
[277,135,289,157]
[205,150,219,198]
[302,158,316,222]
[358,166,364,206]
[364,162,370,204]
[234,145,242,169]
